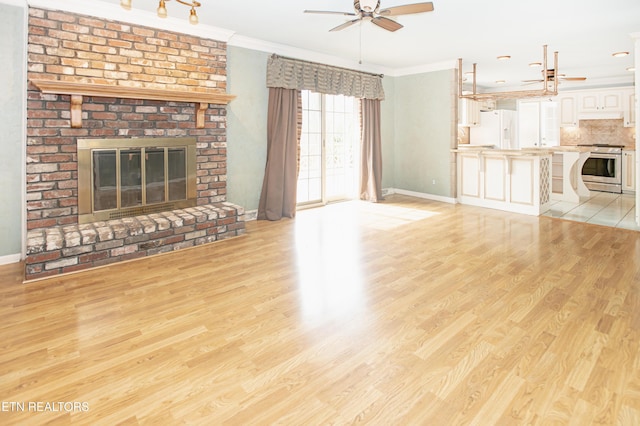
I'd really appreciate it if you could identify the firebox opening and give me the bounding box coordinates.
[78,137,197,224]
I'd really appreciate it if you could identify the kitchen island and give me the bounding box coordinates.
[454,146,553,216]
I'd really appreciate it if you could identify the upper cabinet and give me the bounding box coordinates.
[459,98,480,127]
[623,89,636,128]
[519,87,634,136]
[479,99,496,112]
[557,94,578,127]
[577,90,623,117]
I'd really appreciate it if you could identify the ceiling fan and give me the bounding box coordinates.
[523,68,586,84]
[304,0,434,32]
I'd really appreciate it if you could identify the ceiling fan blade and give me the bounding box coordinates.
[329,18,361,32]
[561,77,587,81]
[371,16,403,32]
[379,2,434,16]
[304,10,357,16]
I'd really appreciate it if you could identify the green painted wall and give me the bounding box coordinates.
[392,69,455,197]
[226,46,269,212]
[0,2,25,258]
[380,76,396,189]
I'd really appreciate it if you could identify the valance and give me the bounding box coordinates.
[266,55,385,100]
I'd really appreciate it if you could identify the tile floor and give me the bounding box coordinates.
[543,191,640,231]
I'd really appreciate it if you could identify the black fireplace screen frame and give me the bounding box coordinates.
[77,137,198,224]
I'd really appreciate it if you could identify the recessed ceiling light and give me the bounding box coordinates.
[627,67,636,72]
[495,80,506,84]
[497,55,511,61]
[612,51,629,57]
[529,62,542,67]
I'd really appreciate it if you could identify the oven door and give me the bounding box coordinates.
[581,152,621,185]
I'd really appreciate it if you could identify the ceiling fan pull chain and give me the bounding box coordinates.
[359,21,362,64]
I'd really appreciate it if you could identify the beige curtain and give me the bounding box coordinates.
[257,87,299,220]
[360,98,383,202]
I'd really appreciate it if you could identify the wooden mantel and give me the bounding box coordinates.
[30,79,236,129]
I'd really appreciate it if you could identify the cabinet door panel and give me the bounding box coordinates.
[484,156,506,201]
[579,93,599,112]
[602,92,621,110]
[510,158,535,205]
[460,154,480,197]
[622,151,636,192]
[559,96,577,127]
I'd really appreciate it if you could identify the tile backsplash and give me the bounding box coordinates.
[560,119,635,148]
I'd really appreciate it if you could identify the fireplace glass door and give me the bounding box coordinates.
[91,146,189,214]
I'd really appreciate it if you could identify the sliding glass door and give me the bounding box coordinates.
[297,90,360,206]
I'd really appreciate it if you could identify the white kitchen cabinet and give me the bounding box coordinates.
[479,99,496,112]
[623,89,636,128]
[578,90,623,114]
[557,94,578,127]
[518,99,559,147]
[459,98,480,127]
[623,149,636,193]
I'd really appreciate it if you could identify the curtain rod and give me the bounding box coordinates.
[270,54,384,78]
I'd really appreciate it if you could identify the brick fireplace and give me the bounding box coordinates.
[24,7,245,281]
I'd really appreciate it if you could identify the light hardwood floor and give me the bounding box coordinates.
[1,195,640,425]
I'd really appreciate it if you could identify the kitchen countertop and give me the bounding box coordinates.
[453,145,593,155]
[452,146,553,156]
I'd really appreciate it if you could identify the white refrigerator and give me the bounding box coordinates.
[469,110,518,149]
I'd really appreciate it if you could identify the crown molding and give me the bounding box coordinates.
[391,60,457,77]
[228,33,391,77]
[0,0,26,6]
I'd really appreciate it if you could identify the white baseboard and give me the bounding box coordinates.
[0,253,21,266]
[244,210,258,221]
[384,188,457,204]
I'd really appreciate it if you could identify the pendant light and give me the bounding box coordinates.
[121,0,201,25]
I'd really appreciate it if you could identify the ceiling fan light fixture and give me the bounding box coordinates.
[360,0,380,12]
[123,0,200,23]
[157,0,168,18]
[612,51,629,57]
[188,7,198,25]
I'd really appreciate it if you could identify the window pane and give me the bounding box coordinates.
[308,110,321,133]
[120,149,142,208]
[168,148,187,201]
[93,150,117,211]
[308,91,321,111]
[145,148,165,204]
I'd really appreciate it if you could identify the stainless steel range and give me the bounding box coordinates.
[579,144,623,193]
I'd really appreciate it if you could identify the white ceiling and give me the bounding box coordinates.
[77,1,639,89]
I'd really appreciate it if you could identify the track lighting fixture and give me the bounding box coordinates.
[121,0,201,25]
